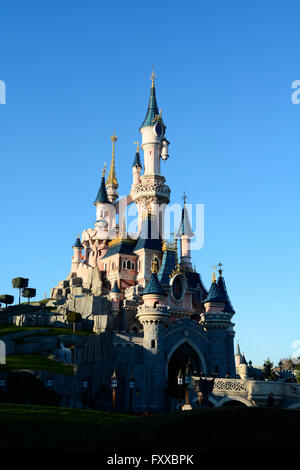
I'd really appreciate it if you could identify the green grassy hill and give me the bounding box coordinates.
[0,404,299,451]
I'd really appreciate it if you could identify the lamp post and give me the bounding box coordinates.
[129,371,135,414]
[182,360,192,411]
[111,369,118,411]
[177,369,183,410]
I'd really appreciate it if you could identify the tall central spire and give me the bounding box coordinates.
[140,70,160,129]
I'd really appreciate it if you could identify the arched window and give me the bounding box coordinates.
[138,260,141,271]
[127,260,131,270]
[122,260,126,269]
[131,262,135,270]
[111,262,115,270]
[104,263,107,272]
[151,340,155,349]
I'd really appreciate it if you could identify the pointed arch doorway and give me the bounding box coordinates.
[167,341,204,400]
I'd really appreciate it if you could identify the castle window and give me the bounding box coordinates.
[122,260,126,269]
[112,262,115,270]
[138,260,141,271]
[131,262,135,270]
[104,263,107,271]
[127,260,131,270]
[151,340,155,349]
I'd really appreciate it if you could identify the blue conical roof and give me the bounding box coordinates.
[176,205,193,237]
[73,236,83,248]
[112,280,121,293]
[132,151,142,168]
[141,272,166,296]
[94,175,109,204]
[140,84,160,129]
[204,281,226,303]
[217,275,235,313]
[134,215,162,252]
[157,247,178,286]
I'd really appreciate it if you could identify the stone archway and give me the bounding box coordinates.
[167,340,204,399]
[165,338,207,381]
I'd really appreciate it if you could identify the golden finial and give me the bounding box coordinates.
[134,141,140,152]
[212,265,217,283]
[151,257,159,274]
[102,162,106,178]
[107,132,118,187]
[111,130,117,154]
[150,65,157,88]
[218,262,223,277]
[77,233,80,238]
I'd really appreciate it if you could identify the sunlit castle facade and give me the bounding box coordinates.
[50,73,238,412]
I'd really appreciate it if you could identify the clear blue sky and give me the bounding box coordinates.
[0,0,299,365]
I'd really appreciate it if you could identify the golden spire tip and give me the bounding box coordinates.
[212,265,217,283]
[102,162,106,178]
[150,65,157,87]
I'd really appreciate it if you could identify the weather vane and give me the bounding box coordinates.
[134,141,140,152]
[182,192,187,204]
[218,262,223,276]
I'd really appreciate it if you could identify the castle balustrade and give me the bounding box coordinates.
[207,378,300,407]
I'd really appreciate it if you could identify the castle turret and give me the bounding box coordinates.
[132,141,142,187]
[71,234,83,273]
[201,266,236,377]
[131,71,170,229]
[110,280,122,329]
[136,260,169,411]
[235,342,242,366]
[94,165,115,233]
[176,193,194,271]
[106,131,119,203]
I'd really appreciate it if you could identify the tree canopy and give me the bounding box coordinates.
[263,358,277,381]
[22,288,36,304]
[67,312,82,333]
[0,295,14,308]
[12,278,29,304]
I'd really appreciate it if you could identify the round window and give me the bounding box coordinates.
[172,275,184,301]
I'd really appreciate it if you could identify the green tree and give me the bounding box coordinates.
[12,277,29,304]
[263,357,277,381]
[0,294,14,308]
[22,288,36,305]
[67,311,82,333]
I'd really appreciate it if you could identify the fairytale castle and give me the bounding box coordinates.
[49,73,239,411]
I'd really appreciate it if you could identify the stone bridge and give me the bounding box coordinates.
[191,377,300,409]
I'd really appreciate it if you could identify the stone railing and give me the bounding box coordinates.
[283,383,300,398]
[208,378,300,406]
[213,378,247,394]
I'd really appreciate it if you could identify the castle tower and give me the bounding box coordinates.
[136,260,169,411]
[131,142,142,188]
[110,280,122,329]
[235,342,242,367]
[71,234,83,274]
[106,131,119,203]
[201,266,236,377]
[131,71,170,232]
[94,165,115,234]
[176,193,194,271]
